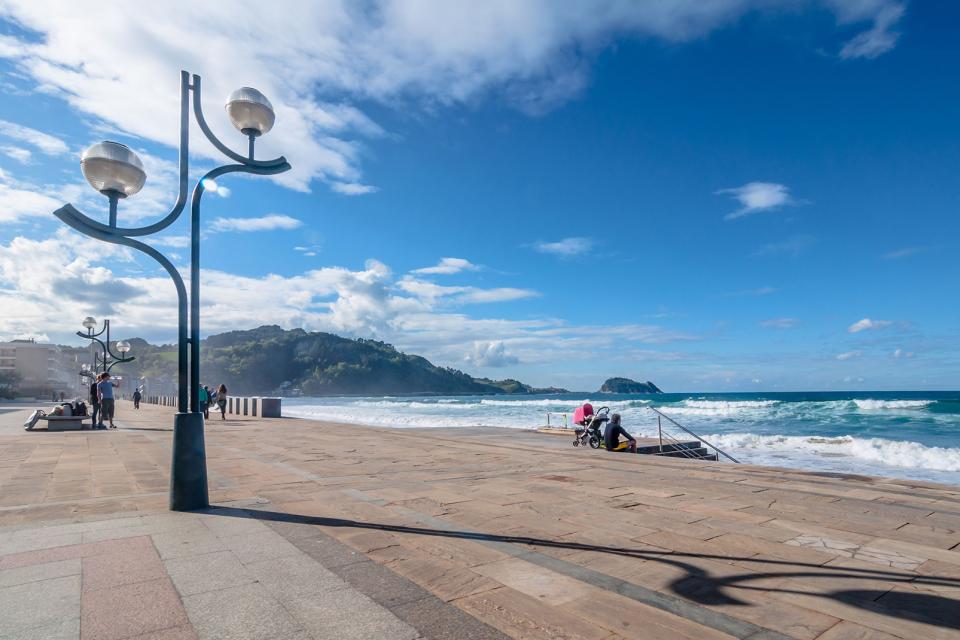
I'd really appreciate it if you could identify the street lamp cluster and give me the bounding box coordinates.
[53,71,290,510]
[78,316,135,378]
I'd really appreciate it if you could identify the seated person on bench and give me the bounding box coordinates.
[604,413,637,453]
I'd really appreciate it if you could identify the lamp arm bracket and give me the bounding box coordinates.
[53,207,188,311]
[190,73,288,169]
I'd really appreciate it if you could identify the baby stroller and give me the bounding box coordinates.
[572,404,610,449]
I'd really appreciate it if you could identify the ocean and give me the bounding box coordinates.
[284,391,960,485]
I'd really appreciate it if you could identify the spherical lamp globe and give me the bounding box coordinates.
[80,141,146,197]
[225,87,275,136]
[82,316,98,330]
[116,340,131,354]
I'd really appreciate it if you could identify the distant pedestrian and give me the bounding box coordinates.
[215,384,228,421]
[132,387,141,410]
[97,372,118,429]
[59,391,65,402]
[89,375,102,429]
[199,385,209,419]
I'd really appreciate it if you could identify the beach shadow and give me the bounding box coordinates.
[209,506,960,630]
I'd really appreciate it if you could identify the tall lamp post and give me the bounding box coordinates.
[79,317,135,373]
[52,71,290,510]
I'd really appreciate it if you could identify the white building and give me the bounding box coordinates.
[0,339,71,397]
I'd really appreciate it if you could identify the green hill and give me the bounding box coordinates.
[83,325,568,397]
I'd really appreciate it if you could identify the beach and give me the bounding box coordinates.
[2,399,960,638]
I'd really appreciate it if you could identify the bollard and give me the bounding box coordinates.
[260,397,281,418]
[252,398,258,417]
[243,397,248,416]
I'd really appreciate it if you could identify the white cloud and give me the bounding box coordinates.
[210,214,302,232]
[718,182,797,220]
[836,350,861,361]
[412,258,480,275]
[457,287,537,304]
[331,182,378,196]
[836,2,905,60]
[761,317,800,329]
[0,118,68,155]
[753,235,816,257]
[0,169,76,223]
[152,235,191,249]
[397,277,537,306]
[848,318,892,333]
[1,145,32,163]
[465,341,518,368]
[892,348,913,359]
[883,246,924,260]
[0,231,696,372]
[0,2,901,195]
[534,237,593,257]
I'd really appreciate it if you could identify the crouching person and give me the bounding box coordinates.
[604,413,637,453]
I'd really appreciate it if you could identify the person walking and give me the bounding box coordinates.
[97,372,118,429]
[89,374,102,429]
[132,387,142,410]
[199,385,209,419]
[215,384,228,421]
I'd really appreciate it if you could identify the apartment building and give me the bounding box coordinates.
[0,339,70,397]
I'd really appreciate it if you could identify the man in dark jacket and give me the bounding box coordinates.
[604,413,637,453]
[89,375,102,429]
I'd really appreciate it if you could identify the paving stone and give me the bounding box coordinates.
[457,586,613,640]
[218,530,300,565]
[472,558,592,606]
[391,595,510,640]
[81,577,189,640]
[0,557,80,589]
[10,617,80,640]
[333,555,433,608]
[388,554,501,602]
[81,544,166,591]
[0,574,80,636]
[182,582,304,640]
[163,550,255,595]
[284,587,419,640]
[815,620,904,640]
[127,625,199,640]
[289,534,368,569]
[242,552,344,599]
[149,526,226,560]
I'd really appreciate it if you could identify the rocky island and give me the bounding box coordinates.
[598,377,663,394]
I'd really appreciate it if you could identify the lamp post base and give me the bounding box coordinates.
[170,412,209,511]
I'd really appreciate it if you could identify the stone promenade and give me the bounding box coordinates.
[2,400,960,639]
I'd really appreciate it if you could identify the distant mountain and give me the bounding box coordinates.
[598,377,663,394]
[80,325,569,397]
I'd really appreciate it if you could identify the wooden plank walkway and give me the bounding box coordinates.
[2,401,960,639]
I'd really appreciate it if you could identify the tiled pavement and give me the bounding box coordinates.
[2,402,960,639]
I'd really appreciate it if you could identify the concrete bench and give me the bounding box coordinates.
[40,415,89,431]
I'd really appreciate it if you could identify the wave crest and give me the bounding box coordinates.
[853,399,933,410]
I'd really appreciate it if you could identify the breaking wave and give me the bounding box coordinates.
[702,432,960,473]
[853,399,934,410]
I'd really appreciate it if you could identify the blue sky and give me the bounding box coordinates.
[0,1,956,391]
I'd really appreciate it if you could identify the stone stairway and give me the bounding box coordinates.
[635,440,719,461]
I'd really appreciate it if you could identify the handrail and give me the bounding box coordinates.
[648,406,740,463]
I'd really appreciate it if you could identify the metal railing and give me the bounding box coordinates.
[649,406,740,463]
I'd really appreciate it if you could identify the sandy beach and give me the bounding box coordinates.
[2,399,960,638]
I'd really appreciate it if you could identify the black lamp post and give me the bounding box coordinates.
[52,71,290,511]
[79,317,135,374]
